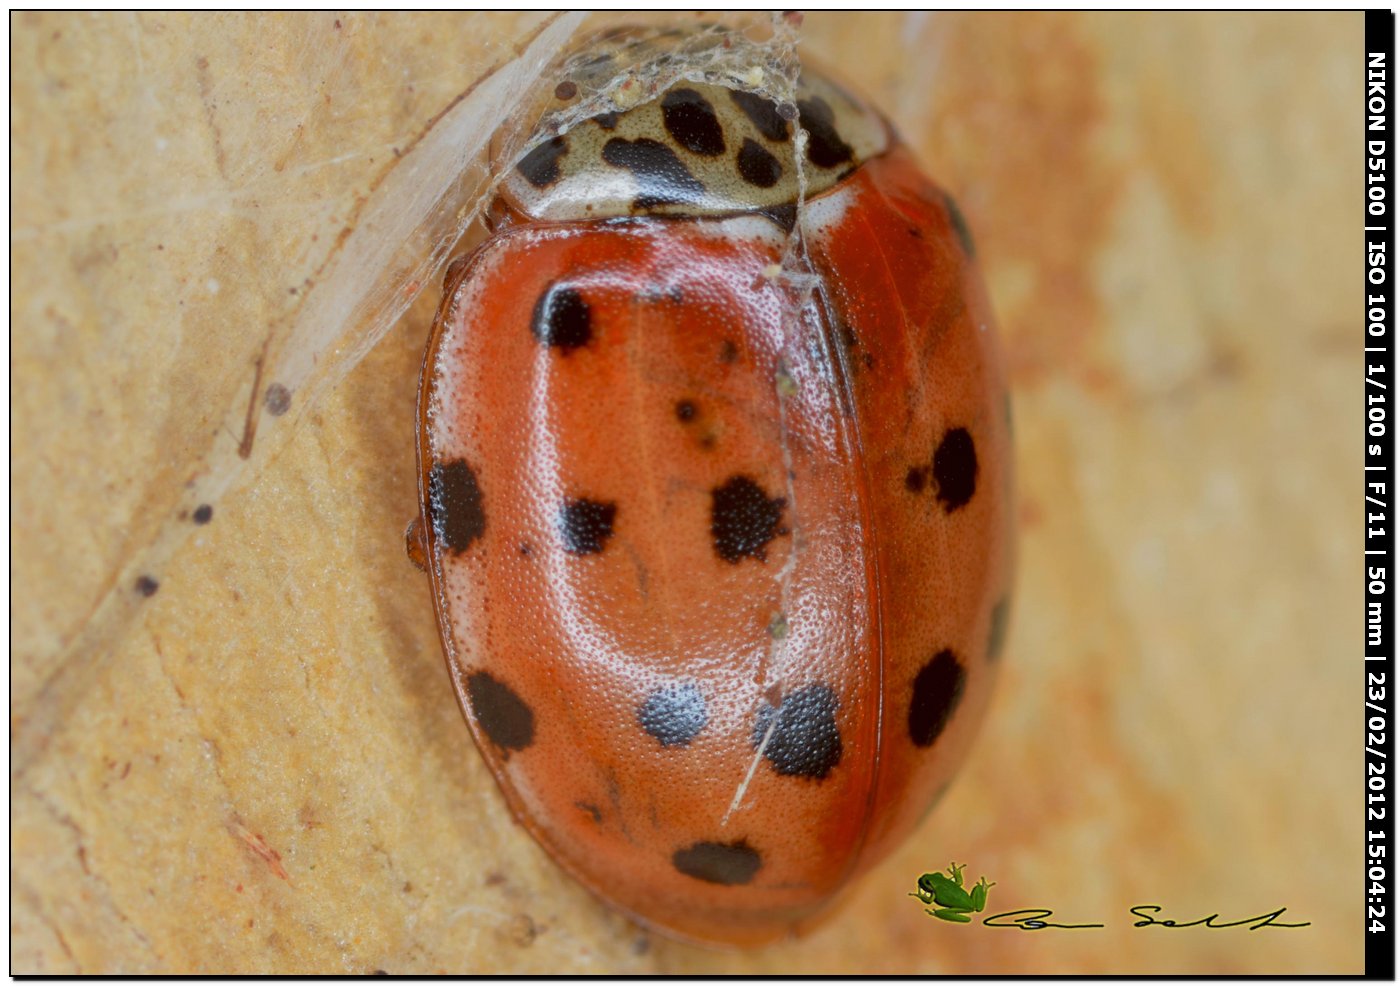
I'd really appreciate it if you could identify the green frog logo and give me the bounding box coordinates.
[911,861,996,923]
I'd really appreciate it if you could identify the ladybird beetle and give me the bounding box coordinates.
[412,28,1013,947]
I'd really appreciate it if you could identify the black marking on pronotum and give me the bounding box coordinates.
[710,475,786,563]
[466,671,535,752]
[796,96,854,169]
[752,684,842,779]
[516,135,568,188]
[737,138,782,188]
[601,137,706,209]
[908,650,966,748]
[672,839,762,885]
[758,203,798,233]
[559,497,617,556]
[933,427,978,512]
[637,682,708,747]
[729,89,791,142]
[661,88,726,156]
[531,285,592,352]
[429,459,486,553]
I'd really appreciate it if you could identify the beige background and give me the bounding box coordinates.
[10,11,1361,974]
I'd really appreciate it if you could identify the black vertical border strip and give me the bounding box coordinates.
[1366,8,1396,981]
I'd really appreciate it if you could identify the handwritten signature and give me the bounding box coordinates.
[979,906,1310,931]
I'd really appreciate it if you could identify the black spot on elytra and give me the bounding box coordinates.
[933,428,978,512]
[637,681,708,747]
[753,684,842,779]
[134,575,159,597]
[675,399,697,422]
[988,596,1011,662]
[737,138,782,188]
[429,459,486,553]
[672,839,762,885]
[516,136,568,188]
[575,800,602,824]
[909,650,966,748]
[710,475,785,563]
[466,671,535,752]
[531,285,592,352]
[729,89,791,142]
[661,88,726,156]
[559,497,616,555]
[797,96,854,169]
[905,466,928,493]
[591,110,621,130]
[944,191,977,259]
[719,339,739,364]
[192,504,213,525]
[602,137,706,208]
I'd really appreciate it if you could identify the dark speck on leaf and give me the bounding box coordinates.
[263,383,291,416]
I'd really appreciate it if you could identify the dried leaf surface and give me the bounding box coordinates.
[11,11,1360,974]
